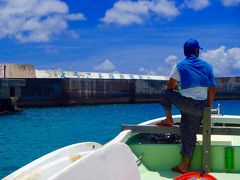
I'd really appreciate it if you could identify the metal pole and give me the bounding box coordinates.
[4,65,6,79]
[201,106,212,173]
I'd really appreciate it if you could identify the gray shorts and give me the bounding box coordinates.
[159,89,206,160]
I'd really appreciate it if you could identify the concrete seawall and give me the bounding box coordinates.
[18,78,167,106]
[16,77,240,107]
[1,64,239,107]
[215,77,240,99]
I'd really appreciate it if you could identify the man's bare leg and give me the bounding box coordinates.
[179,156,190,171]
[156,110,174,126]
[171,156,189,173]
[165,110,174,123]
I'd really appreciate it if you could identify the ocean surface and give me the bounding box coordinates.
[1,100,240,178]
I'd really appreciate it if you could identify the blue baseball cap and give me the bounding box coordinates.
[184,39,203,56]
[184,39,203,50]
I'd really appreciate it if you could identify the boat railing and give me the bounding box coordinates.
[211,103,221,115]
[121,123,240,136]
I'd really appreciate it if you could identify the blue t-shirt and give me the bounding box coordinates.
[176,55,216,90]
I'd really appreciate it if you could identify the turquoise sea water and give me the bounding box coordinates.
[0,100,240,178]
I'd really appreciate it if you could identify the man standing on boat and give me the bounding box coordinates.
[156,39,216,174]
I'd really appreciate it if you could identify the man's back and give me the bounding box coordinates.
[170,54,216,100]
[177,55,216,90]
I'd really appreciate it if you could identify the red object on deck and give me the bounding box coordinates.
[174,172,217,180]
[4,65,6,79]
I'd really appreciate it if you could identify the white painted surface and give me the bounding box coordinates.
[50,143,141,180]
[35,69,169,80]
[3,142,102,180]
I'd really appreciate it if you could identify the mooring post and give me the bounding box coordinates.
[201,106,212,173]
[4,65,6,79]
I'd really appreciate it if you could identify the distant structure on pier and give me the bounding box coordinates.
[0,64,36,79]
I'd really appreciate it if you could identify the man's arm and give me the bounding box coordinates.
[207,86,216,107]
[168,64,180,91]
[167,77,178,90]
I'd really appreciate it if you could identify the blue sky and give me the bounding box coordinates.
[0,0,239,76]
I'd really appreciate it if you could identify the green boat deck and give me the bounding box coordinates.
[127,133,240,179]
[139,167,240,180]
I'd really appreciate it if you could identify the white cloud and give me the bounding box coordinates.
[165,55,178,64]
[149,0,180,18]
[222,0,240,6]
[101,0,240,26]
[139,55,178,75]
[0,0,86,42]
[139,67,158,75]
[139,67,145,72]
[102,1,150,25]
[140,46,240,77]
[158,55,178,74]
[101,0,179,26]
[94,59,116,71]
[66,13,86,21]
[68,30,80,39]
[201,46,240,76]
[183,0,210,10]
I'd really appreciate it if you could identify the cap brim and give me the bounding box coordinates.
[199,47,203,50]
